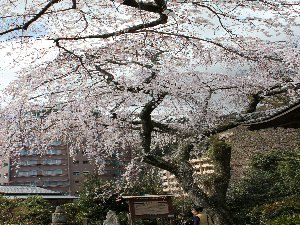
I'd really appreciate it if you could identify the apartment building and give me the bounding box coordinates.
[8,141,72,193]
[0,141,132,195]
[161,157,214,196]
[69,148,132,194]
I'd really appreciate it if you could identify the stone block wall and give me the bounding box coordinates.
[225,126,300,180]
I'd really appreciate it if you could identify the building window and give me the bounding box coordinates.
[47,149,62,155]
[83,160,89,164]
[43,180,66,187]
[15,181,37,186]
[20,160,38,166]
[18,170,37,177]
[73,160,79,164]
[51,140,62,146]
[29,160,38,165]
[20,149,39,156]
[43,159,62,165]
[74,180,80,184]
[19,161,27,166]
[82,171,90,175]
[20,150,29,156]
[44,169,63,176]
[30,149,38,155]
[73,171,80,176]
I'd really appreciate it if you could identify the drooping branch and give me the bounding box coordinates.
[54,44,91,75]
[137,30,284,62]
[151,121,180,133]
[104,59,153,69]
[192,3,236,35]
[203,121,240,138]
[94,66,157,95]
[201,81,300,138]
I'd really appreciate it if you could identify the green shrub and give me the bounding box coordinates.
[0,195,53,225]
[266,214,300,225]
[227,148,300,225]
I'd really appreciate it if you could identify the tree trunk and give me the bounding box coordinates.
[174,164,235,225]
[171,138,235,225]
[139,96,235,224]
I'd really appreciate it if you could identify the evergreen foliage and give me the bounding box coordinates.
[227,148,300,224]
[0,195,53,225]
[64,170,163,224]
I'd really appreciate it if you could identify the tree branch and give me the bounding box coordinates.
[52,15,167,43]
[193,3,235,35]
[143,154,178,172]
[122,0,164,13]
[94,66,158,96]
[139,93,167,153]
[245,82,300,113]
[137,30,283,62]
[0,0,61,36]
[104,59,153,69]
[202,82,300,137]
[175,143,194,162]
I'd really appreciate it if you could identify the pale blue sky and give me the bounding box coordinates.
[0,40,57,90]
[0,3,299,91]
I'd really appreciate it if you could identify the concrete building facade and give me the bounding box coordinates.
[161,157,214,196]
[0,141,132,195]
[8,141,71,193]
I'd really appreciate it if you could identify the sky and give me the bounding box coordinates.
[0,1,299,91]
[0,40,57,90]
[0,42,19,90]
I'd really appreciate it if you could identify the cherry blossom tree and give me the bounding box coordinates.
[0,0,300,224]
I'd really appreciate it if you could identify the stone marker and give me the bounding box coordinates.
[103,210,120,225]
[51,205,68,225]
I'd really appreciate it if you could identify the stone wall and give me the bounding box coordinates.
[223,126,300,180]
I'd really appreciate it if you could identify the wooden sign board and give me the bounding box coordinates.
[134,200,169,215]
[123,195,175,225]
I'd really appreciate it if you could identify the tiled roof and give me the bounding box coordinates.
[239,99,300,125]
[238,108,284,124]
[0,185,59,195]
[4,195,77,199]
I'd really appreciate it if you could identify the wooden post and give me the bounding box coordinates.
[128,199,136,225]
[167,196,175,225]
[82,218,89,225]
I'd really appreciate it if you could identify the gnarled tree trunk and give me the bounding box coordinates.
[145,138,235,225]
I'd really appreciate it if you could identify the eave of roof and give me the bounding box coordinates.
[0,185,59,194]
[242,100,300,130]
[3,195,77,199]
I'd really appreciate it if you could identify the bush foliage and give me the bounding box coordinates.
[0,195,53,225]
[227,148,300,225]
